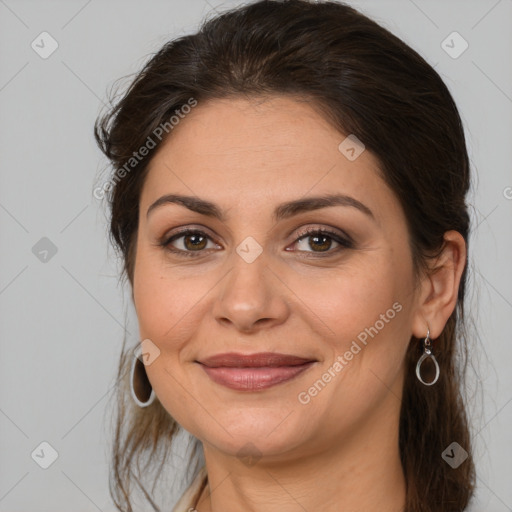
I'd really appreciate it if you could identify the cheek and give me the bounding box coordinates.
[290,258,413,425]
[133,245,195,342]
[290,249,414,408]
[293,255,410,344]
[132,249,210,427]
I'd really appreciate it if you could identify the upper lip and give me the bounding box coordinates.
[197,352,317,368]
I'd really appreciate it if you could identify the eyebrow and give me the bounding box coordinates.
[146,193,375,222]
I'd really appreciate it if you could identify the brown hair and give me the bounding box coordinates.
[94,1,476,510]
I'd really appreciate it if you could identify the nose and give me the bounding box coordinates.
[212,252,290,333]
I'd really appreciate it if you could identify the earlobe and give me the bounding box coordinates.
[412,230,467,340]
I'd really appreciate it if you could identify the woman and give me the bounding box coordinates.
[94,1,476,510]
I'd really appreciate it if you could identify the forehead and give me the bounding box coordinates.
[141,95,396,221]
[151,96,344,172]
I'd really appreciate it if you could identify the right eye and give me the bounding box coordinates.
[160,229,222,257]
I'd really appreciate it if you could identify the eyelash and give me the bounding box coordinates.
[159,226,354,258]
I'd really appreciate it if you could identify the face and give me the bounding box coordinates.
[133,95,419,462]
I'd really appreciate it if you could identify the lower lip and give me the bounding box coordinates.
[199,362,315,391]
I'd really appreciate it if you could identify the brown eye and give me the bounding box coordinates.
[182,233,208,251]
[161,229,221,256]
[290,228,353,256]
[307,233,333,252]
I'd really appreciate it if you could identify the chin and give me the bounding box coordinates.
[196,409,316,461]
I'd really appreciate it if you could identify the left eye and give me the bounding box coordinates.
[290,229,352,254]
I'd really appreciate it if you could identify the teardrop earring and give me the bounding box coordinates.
[130,345,156,407]
[415,324,440,386]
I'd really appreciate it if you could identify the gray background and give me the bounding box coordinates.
[0,0,511,510]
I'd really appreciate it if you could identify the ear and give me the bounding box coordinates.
[411,230,467,340]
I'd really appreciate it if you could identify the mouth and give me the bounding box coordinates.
[196,352,317,391]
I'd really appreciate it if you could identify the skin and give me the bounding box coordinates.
[132,95,466,512]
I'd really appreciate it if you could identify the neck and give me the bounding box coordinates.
[194,397,406,512]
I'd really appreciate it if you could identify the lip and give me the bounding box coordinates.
[196,352,317,391]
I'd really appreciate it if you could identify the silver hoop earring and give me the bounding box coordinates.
[415,325,440,386]
[130,345,156,407]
